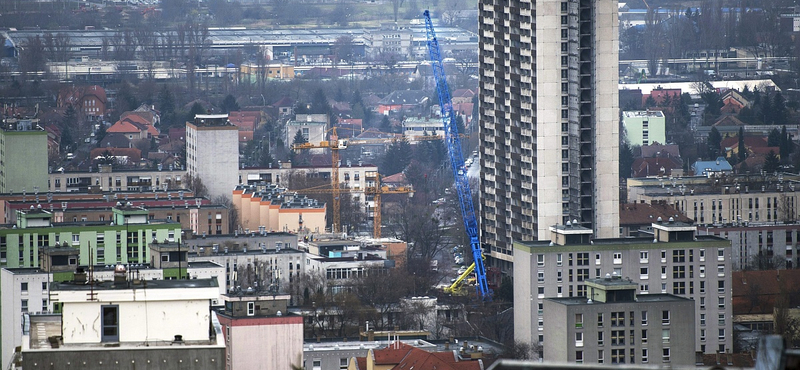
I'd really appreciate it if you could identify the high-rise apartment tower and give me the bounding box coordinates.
[478,0,620,271]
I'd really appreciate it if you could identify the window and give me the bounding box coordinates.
[575,313,583,328]
[72,234,80,245]
[700,329,706,341]
[718,249,725,261]
[537,254,545,266]
[612,349,625,364]
[21,282,28,292]
[340,358,348,369]
[611,312,625,327]
[672,250,685,263]
[595,253,602,265]
[538,286,544,298]
[611,330,625,345]
[597,331,604,346]
[672,281,686,294]
[719,313,726,325]
[575,332,584,347]
[42,299,47,312]
[718,296,725,308]
[642,349,649,363]
[662,348,670,362]
[640,267,649,279]
[538,317,544,330]
[101,305,119,342]
[538,303,544,315]
[700,297,706,310]
[641,329,648,343]
[21,299,28,313]
[700,265,706,278]
[700,314,706,326]
[662,329,670,343]
[662,310,670,325]
[718,280,725,294]
[718,264,725,277]
[557,270,563,282]
[312,359,321,370]
[538,271,545,282]
[640,251,649,263]
[598,350,604,364]
[613,252,622,264]
[557,253,563,266]
[42,282,47,290]
[641,311,648,325]
[597,313,604,327]
[661,266,667,279]
[575,350,583,363]
[247,302,255,316]
[700,249,706,261]
[661,250,667,263]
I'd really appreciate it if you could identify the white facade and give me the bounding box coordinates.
[1,263,224,369]
[479,0,620,272]
[186,115,240,200]
[55,279,219,344]
[401,117,444,138]
[224,317,303,369]
[286,114,328,147]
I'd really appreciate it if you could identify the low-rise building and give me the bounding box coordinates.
[216,292,303,370]
[233,183,326,234]
[543,276,696,365]
[49,164,185,192]
[15,276,224,370]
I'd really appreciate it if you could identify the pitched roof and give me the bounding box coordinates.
[631,157,682,177]
[640,143,681,158]
[90,147,142,161]
[712,115,746,127]
[619,202,691,226]
[228,111,260,131]
[452,88,476,99]
[271,96,295,108]
[356,128,401,140]
[107,120,142,134]
[721,135,768,151]
[732,269,800,315]
[379,90,429,105]
[368,342,482,370]
[239,131,254,142]
[98,133,133,148]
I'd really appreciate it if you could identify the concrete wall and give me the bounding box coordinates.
[187,123,239,200]
[21,346,225,370]
[62,299,211,343]
[220,316,303,370]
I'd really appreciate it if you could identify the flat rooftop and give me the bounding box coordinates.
[52,278,218,291]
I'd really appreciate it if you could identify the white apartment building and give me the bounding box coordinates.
[186,114,240,200]
[479,0,620,272]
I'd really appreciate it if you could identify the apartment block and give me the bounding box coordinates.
[186,114,240,199]
[514,221,732,356]
[543,276,695,365]
[479,0,620,272]
[0,118,48,194]
[0,205,182,268]
[48,164,185,192]
[622,110,666,146]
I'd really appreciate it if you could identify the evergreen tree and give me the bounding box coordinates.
[220,94,239,114]
[380,137,412,175]
[738,126,746,162]
[764,150,780,173]
[773,93,788,126]
[761,96,773,125]
[781,125,792,160]
[708,126,722,159]
[619,140,635,178]
[768,128,781,147]
[187,102,206,122]
[157,85,175,127]
[293,129,307,144]
[310,89,330,115]
[380,115,391,132]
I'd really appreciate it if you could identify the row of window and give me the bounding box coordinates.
[536,249,724,267]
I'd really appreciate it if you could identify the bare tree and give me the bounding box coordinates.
[185,173,208,198]
[391,0,405,22]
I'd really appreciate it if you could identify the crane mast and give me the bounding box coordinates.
[424,10,490,298]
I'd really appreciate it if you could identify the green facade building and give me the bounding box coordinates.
[0,206,183,268]
[0,119,48,194]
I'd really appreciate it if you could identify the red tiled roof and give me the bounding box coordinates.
[228,111,260,131]
[713,115,746,127]
[452,88,476,98]
[720,136,768,151]
[394,349,482,370]
[239,131,254,142]
[382,172,407,184]
[107,120,142,134]
[373,342,415,364]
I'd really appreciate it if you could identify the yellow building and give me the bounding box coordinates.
[239,63,295,81]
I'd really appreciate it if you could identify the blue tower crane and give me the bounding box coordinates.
[424,10,491,298]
